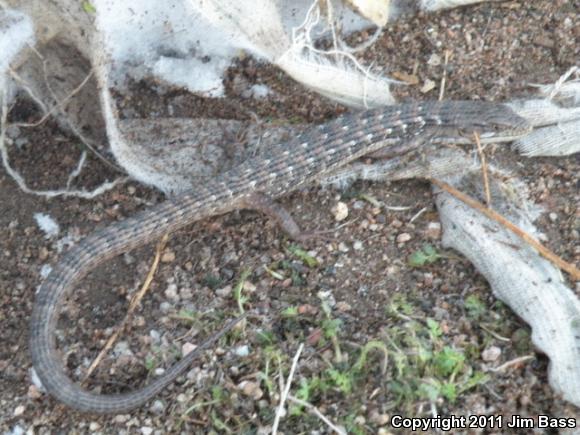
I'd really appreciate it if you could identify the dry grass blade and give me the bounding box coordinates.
[473,132,492,206]
[83,234,169,381]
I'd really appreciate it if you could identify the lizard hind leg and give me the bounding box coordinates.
[240,193,332,244]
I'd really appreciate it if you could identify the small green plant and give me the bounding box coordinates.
[407,244,442,267]
[464,295,487,319]
[281,306,299,318]
[233,269,252,314]
[82,1,96,13]
[382,314,489,409]
[287,244,319,268]
[202,273,223,289]
[267,260,305,286]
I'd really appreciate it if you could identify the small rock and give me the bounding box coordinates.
[369,410,389,425]
[159,302,172,312]
[13,405,25,417]
[391,71,419,85]
[164,283,179,301]
[141,427,154,435]
[353,240,363,250]
[338,242,349,252]
[150,400,165,414]
[427,53,441,66]
[549,212,558,222]
[113,414,130,423]
[149,330,161,344]
[181,342,197,357]
[336,301,351,312]
[215,285,232,297]
[38,247,49,261]
[354,416,366,425]
[234,345,250,357]
[482,346,502,362]
[113,341,134,357]
[391,219,403,228]
[396,233,412,243]
[8,426,24,435]
[243,281,256,292]
[331,201,349,221]
[161,249,176,263]
[425,222,441,239]
[239,380,263,400]
[89,422,101,431]
[421,79,436,94]
[179,287,193,300]
[27,385,42,399]
[298,304,318,315]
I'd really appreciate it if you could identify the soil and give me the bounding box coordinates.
[1,1,579,434]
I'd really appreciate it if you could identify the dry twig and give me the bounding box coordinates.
[473,132,492,206]
[83,234,169,381]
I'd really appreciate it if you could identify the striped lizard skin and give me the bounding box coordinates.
[30,101,531,413]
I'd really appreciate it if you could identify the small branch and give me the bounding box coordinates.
[438,50,451,101]
[287,395,346,435]
[489,355,535,373]
[474,132,491,206]
[272,343,304,434]
[83,234,169,381]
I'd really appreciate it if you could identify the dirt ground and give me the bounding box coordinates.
[1,1,579,434]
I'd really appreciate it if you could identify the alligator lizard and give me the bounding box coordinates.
[30,100,531,413]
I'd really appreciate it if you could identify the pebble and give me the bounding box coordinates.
[243,281,257,292]
[113,414,130,423]
[482,346,502,362]
[338,242,349,252]
[159,302,172,312]
[149,400,165,414]
[149,330,161,344]
[7,426,24,435]
[396,233,412,243]
[182,342,197,356]
[331,201,349,221]
[215,285,232,297]
[89,422,101,431]
[427,53,442,66]
[353,240,363,250]
[234,345,250,357]
[179,287,193,299]
[369,410,390,425]
[425,222,441,239]
[13,405,25,417]
[141,427,154,435]
[164,283,179,301]
[161,249,175,263]
[239,380,263,400]
[113,341,133,357]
